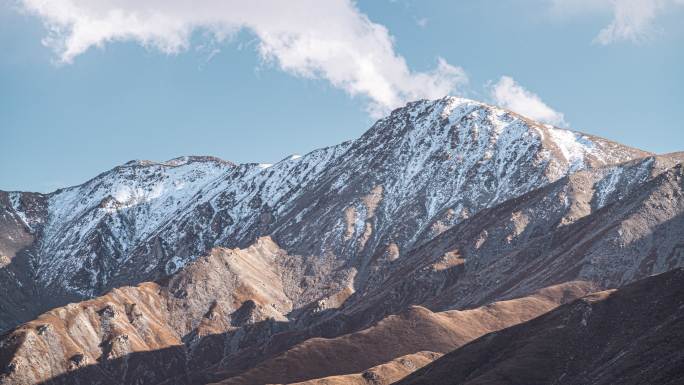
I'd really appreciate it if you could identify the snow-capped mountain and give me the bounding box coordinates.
[2,97,683,385]
[1,97,649,321]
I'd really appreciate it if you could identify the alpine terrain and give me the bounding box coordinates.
[1,97,682,385]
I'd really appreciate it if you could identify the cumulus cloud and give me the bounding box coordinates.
[550,0,684,44]
[489,76,567,127]
[17,0,467,117]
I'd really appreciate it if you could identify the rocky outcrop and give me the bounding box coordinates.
[0,238,312,385]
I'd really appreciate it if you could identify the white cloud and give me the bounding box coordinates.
[17,0,467,117]
[594,0,666,44]
[489,76,567,127]
[550,0,684,44]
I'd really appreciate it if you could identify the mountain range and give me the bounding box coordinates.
[1,97,682,385]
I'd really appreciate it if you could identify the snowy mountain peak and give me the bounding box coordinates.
[367,96,648,175]
[1,97,652,301]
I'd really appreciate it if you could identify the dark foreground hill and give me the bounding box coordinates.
[396,268,684,385]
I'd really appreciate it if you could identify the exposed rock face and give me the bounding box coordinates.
[0,282,184,385]
[0,238,309,385]
[0,97,682,385]
[347,155,684,313]
[0,265,596,385]
[396,268,684,385]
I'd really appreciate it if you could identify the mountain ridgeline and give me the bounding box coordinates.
[0,97,682,385]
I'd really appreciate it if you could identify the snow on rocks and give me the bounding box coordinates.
[9,97,651,298]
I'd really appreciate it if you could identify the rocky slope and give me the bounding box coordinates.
[341,154,684,316]
[396,267,684,385]
[0,259,595,385]
[0,238,307,385]
[247,152,684,358]
[3,149,682,384]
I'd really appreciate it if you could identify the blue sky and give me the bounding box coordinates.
[2,0,683,192]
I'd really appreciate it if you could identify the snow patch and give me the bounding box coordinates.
[8,192,33,231]
[547,128,595,172]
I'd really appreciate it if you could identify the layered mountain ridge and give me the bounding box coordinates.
[1,98,648,316]
[1,96,682,385]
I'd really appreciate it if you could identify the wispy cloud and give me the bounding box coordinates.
[17,0,467,118]
[489,76,567,127]
[550,0,684,44]
[595,0,666,44]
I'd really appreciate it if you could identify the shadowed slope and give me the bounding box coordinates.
[396,268,684,385]
[215,281,597,385]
